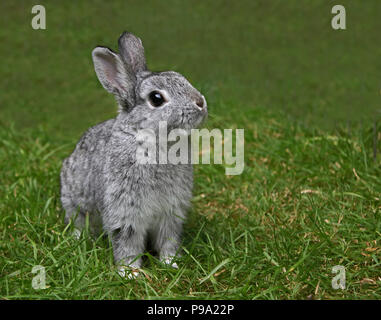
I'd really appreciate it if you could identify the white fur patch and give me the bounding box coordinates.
[118,266,141,279]
[162,256,179,269]
[72,228,81,240]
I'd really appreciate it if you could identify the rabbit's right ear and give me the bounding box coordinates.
[118,32,147,75]
[92,47,135,107]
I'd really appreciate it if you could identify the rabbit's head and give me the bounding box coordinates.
[92,32,207,131]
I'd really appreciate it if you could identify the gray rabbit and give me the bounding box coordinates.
[60,31,207,277]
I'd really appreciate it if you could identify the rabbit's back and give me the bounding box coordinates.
[60,119,115,220]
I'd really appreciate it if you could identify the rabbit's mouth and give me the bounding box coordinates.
[179,108,207,130]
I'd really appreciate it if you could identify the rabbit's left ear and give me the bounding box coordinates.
[92,46,136,108]
[118,31,147,76]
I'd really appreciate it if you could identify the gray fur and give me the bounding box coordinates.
[60,31,207,271]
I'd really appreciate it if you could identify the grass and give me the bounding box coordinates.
[0,0,381,299]
[1,108,380,299]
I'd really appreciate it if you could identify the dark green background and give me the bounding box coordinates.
[1,0,380,139]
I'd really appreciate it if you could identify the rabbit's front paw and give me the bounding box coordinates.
[161,256,179,269]
[72,228,81,240]
[117,266,141,279]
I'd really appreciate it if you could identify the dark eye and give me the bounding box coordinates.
[148,91,166,107]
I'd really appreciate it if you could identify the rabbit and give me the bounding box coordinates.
[60,31,207,277]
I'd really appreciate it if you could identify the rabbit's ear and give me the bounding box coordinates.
[92,46,135,107]
[118,32,147,75]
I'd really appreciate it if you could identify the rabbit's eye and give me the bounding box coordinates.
[148,91,166,107]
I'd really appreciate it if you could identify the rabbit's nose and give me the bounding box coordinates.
[194,95,205,109]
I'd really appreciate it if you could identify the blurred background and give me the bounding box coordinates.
[1,0,380,140]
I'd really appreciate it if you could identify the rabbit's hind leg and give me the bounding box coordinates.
[61,190,85,238]
[63,205,86,239]
[63,206,103,239]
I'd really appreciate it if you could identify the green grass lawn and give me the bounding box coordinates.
[1,110,380,299]
[1,0,380,299]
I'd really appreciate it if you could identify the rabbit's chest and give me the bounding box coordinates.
[139,164,193,215]
[102,161,193,227]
